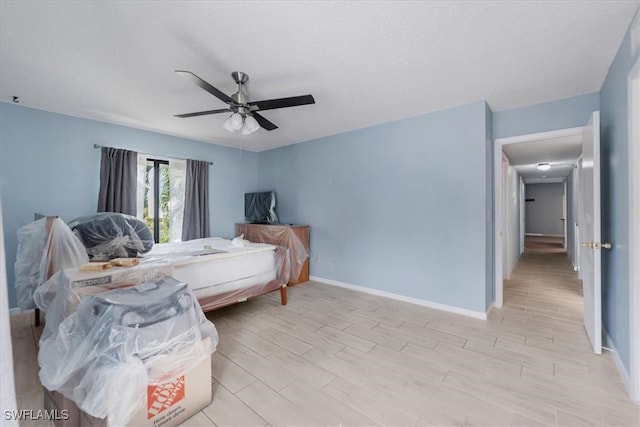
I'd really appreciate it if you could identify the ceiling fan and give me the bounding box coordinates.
[174,70,315,134]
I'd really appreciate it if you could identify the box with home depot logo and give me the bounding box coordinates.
[146,375,186,419]
[80,338,212,427]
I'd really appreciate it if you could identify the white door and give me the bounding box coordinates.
[581,111,602,354]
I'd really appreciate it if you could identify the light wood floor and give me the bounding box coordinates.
[11,244,640,426]
[523,235,566,253]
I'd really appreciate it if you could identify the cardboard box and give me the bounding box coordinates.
[79,338,212,427]
[53,261,174,319]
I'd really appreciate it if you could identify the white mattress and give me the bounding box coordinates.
[144,237,278,295]
[38,237,281,338]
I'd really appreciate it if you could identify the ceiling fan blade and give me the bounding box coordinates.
[175,70,233,104]
[252,112,278,131]
[249,95,315,112]
[174,108,231,118]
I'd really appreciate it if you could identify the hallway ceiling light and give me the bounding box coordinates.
[537,162,551,171]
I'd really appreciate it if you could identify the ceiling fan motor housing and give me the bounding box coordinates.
[231,71,249,84]
[231,71,252,111]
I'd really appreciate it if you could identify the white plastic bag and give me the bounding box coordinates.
[15,217,89,310]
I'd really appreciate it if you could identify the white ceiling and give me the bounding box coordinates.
[0,1,638,152]
[503,134,583,183]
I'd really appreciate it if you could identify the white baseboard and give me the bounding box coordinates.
[309,275,488,320]
[9,308,21,316]
[604,329,635,402]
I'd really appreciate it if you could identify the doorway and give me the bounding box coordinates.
[493,126,584,308]
[495,114,604,357]
[499,137,583,328]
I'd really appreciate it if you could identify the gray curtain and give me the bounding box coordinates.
[182,159,210,240]
[97,147,137,215]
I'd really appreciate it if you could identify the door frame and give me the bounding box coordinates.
[628,54,640,403]
[494,126,584,308]
[502,152,510,279]
[520,176,525,254]
[571,158,583,275]
[563,181,568,248]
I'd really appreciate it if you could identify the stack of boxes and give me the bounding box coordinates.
[39,265,217,427]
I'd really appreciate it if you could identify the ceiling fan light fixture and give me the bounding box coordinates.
[241,115,260,135]
[223,112,243,132]
[537,162,551,171]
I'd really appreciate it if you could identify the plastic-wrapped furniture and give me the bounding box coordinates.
[68,212,154,259]
[38,277,218,426]
[14,216,89,324]
[235,223,310,284]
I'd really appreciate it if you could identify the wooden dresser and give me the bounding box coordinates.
[235,223,310,285]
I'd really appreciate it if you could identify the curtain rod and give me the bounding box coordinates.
[93,144,213,165]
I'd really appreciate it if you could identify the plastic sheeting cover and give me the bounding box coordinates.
[36,237,288,336]
[14,217,89,310]
[237,226,308,281]
[35,260,174,344]
[38,277,218,426]
[68,212,154,259]
[145,236,289,311]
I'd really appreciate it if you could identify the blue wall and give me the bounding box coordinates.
[0,103,258,308]
[599,16,640,373]
[493,92,600,139]
[258,101,492,313]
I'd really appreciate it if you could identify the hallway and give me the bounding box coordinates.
[490,235,640,425]
[504,235,582,323]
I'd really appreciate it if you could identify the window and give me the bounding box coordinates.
[143,159,169,243]
[137,155,186,243]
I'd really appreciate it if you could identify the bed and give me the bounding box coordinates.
[35,236,289,324]
[21,214,290,332]
[142,236,289,311]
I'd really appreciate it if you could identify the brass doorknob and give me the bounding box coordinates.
[582,242,613,249]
